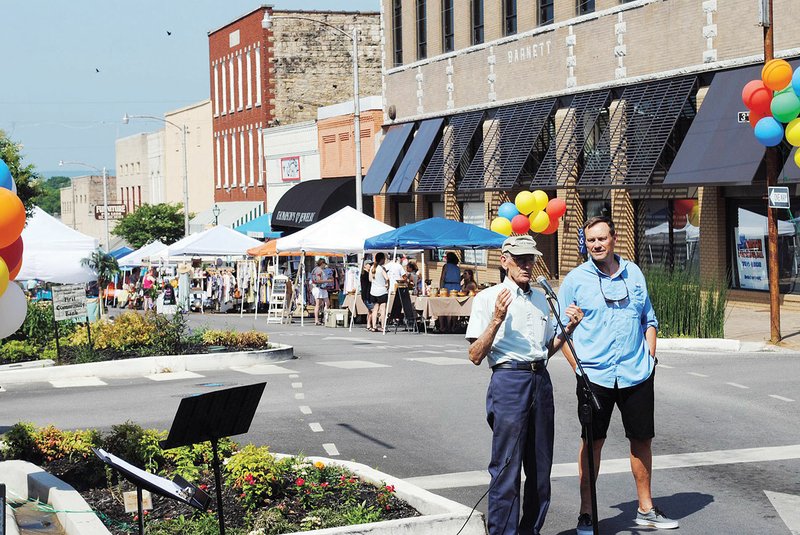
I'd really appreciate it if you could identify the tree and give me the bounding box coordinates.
[0,130,44,216]
[112,203,186,248]
[81,249,120,317]
[36,176,71,216]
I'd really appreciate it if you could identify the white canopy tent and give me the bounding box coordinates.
[150,225,263,260]
[117,240,167,268]
[644,221,700,241]
[275,207,396,327]
[17,207,99,283]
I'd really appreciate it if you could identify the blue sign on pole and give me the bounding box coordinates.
[578,228,587,256]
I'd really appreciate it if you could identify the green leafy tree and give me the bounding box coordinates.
[0,130,44,215]
[112,203,186,248]
[81,249,120,316]
[35,176,71,216]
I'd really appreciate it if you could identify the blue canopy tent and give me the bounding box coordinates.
[364,217,505,250]
[234,213,283,239]
[109,246,134,259]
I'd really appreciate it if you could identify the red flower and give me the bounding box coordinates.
[199,484,208,491]
[385,485,395,493]
[321,482,329,488]
[295,477,305,486]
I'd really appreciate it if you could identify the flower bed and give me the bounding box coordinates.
[1,422,419,534]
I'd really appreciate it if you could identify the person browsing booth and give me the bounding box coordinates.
[466,235,584,535]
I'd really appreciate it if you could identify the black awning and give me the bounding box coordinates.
[386,118,444,194]
[579,77,697,187]
[271,177,373,231]
[361,122,415,195]
[459,98,557,191]
[531,90,611,189]
[664,65,766,186]
[781,147,800,181]
[417,110,484,193]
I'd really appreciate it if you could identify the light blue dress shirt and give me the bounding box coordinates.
[557,255,658,389]
[466,277,555,367]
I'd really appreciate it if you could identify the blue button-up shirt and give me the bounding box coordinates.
[557,256,658,388]
[466,277,555,367]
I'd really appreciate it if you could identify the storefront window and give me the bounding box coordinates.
[637,200,699,273]
[430,202,445,261]
[396,201,415,228]
[584,200,611,219]
[462,202,487,265]
[731,203,800,294]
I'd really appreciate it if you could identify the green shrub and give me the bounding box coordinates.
[646,267,728,338]
[101,421,166,474]
[1,422,39,462]
[145,512,246,535]
[0,340,41,363]
[223,445,290,511]
[162,438,237,483]
[201,330,269,349]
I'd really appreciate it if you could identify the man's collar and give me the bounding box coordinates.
[588,254,627,278]
[502,276,531,295]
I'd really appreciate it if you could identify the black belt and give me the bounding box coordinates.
[492,361,546,371]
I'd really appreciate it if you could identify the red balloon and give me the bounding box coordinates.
[541,217,560,235]
[511,214,531,234]
[0,237,23,275]
[742,80,772,115]
[749,110,770,128]
[672,212,688,229]
[673,199,695,216]
[546,198,567,219]
[9,260,21,280]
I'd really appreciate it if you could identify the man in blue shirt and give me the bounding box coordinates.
[467,235,583,535]
[557,216,678,534]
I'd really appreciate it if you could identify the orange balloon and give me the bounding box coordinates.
[541,217,560,235]
[0,189,25,249]
[762,59,793,92]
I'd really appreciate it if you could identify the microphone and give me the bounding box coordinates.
[536,276,557,300]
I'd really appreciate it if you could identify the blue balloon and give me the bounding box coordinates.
[754,117,785,147]
[497,202,520,220]
[793,67,800,104]
[0,160,12,191]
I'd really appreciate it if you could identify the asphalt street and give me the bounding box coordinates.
[1,313,799,534]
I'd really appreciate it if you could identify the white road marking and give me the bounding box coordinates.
[323,443,340,456]
[764,490,800,535]
[318,360,390,369]
[292,382,303,389]
[299,405,312,414]
[146,371,203,381]
[231,364,297,375]
[444,349,463,353]
[687,372,708,377]
[309,423,323,432]
[289,374,299,378]
[410,350,441,354]
[50,377,107,388]
[770,395,795,402]
[406,444,800,490]
[295,393,305,400]
[726,382,749,389]
[405,357,470,366]
[656,364,673,369]
[322,336,385,344]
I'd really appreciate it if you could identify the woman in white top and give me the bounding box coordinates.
[368,252,388,332]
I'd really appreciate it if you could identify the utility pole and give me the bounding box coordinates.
[763,0,781,343]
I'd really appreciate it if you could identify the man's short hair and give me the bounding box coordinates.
[583,216,615,236]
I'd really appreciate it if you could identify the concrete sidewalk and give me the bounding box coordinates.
[724,302,800,351]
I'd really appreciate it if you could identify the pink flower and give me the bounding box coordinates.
[321,482,329,488]
[295,477,305,486]
[385,485,395,493]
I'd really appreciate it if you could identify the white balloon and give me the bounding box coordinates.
[0,283,27,339]
[10,179,16,194]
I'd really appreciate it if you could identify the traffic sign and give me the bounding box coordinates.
[768,186,790,209]
[95,204,128,220]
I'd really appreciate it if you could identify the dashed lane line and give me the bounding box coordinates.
[50,377,108,388]
[294,393,305,400]
[323,443,340,456]
[769,395,795,402]
[291,382,303,389]
[317,361,390,369]
[726,382,750,389]
[299,406,312,414]
[406,444,800,490]
[309,423,323,432]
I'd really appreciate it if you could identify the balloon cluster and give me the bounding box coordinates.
[743,59,800,168]
[673,199,700,228]
[489,190,567,237]
[0,159,27,339]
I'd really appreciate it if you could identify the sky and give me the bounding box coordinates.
[0,0,380,177]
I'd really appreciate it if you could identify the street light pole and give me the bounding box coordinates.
[262,12,363,213]
[102,166,110,252]
[122,113,191,236]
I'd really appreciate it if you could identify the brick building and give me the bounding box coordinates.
[371,0,800,302]
[207,7,382,222]
[59,174,118,249]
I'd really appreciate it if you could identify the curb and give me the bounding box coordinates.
[0,460,110,535]
[658,337,792,353]
[0,344,294,384]
[275,454,487,535]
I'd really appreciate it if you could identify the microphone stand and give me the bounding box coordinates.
[543,294,601,535]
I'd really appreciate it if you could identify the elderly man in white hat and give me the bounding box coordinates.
[466,235,583,535]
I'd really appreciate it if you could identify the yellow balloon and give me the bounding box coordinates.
[688,205,700,227]
[491,217,513,236]
[532,190,549,212]
[515,191,537,215]
[0,257,8,299]
[529,211,550,233]
[795,148,800,168]
[786,118,800,146]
